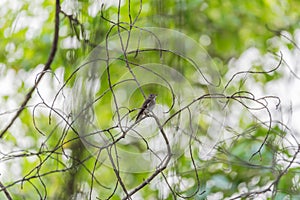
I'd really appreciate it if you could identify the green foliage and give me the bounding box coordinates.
[1,0,300,199]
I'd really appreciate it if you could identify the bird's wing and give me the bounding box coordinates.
[135,98,151,121]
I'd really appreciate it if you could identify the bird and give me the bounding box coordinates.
[135,94,157,122]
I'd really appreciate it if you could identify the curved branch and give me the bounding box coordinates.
[0,0,61,138]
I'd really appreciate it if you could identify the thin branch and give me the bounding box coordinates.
[0,181,12,200]
[0,0,61,138]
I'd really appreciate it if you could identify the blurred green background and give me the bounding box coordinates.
[0,0,300,199]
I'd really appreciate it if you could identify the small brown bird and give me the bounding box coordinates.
[136,94,157,122]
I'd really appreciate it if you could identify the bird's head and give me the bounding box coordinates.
[149,94,157,99]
